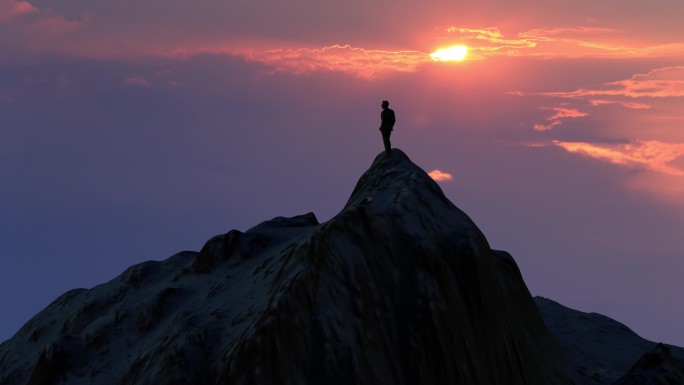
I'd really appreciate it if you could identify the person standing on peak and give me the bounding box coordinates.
[379,100,395,152]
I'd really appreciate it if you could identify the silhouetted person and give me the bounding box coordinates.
[379,100,395,152]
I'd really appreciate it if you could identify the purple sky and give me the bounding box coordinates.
[1,0,684,345]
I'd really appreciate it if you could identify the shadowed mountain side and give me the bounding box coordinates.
[613,343,684,385]
[535,297,684,385]
[0,149,573,385]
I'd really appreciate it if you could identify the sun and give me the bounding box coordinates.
[430,45,468,62]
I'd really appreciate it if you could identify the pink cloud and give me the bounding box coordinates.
[0,4,88,59]
[0,0,37,22]
[543,66,684,99]
[442,27,536,59]
[242,45,430,79]
[428,169,454,182]
[533,106,588,131]
[520,27,621,37]
[546,106,589,120]
[533,121,561,132]
[27,12,85,37]
[124,75,150,86]
[587,99,651,109]
[442,26,684,60]
[553,140,684,176]
[519,67,682,134]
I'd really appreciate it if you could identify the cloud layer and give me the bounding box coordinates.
[554,140,684,175]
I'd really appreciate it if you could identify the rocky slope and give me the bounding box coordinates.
[613,343,684,385]
[535,297,684,385]
[0,149,573,385]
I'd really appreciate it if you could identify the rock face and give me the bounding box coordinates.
[0,149,573,385]
[535,297,684,385]
[613,343,684,385]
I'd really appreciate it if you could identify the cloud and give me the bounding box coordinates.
[428,169,454,182]
[0,0,37,22]
[533,121,561,132]
[442,27,536,59]
[587,99,651,109]
[242,45,431,78]
[553,140,684,176]
[545,106,590,120]
[533,106,589,131]
[543,66,684,99]
[123,75,150,86]
[519,67,683,133]
[0,3,87,59]
[441,26,684,60]
[521,27,621,37]
[230,24,674,78]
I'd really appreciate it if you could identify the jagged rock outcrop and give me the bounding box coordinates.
[535,297,684,385]
[0,149,573,385]
[613,343,684,385]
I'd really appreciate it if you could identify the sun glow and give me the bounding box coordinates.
[430,45,468,62]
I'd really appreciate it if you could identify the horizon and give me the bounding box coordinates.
[1,0,683,346]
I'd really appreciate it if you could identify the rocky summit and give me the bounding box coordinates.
[0,149,573,385]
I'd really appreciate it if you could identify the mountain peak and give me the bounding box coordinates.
[339,149,480,254]
[344,148,446,211]
[0,149,573,385]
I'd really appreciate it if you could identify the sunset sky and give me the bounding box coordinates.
[1,0,683,345]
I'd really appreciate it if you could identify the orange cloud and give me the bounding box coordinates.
[521,67,683,132]
[546,106,589,120]
[534,106,588,131]
[587,99,651,109]
[520,27,620,37]
[553,140,684,176]
[442,26,684,60]
[442,27,536,59]
[232,25,663,77]
[533,121,561,132]
[543,66,684,99]
[0,0,37,22]
[243,45,430,78]
[428,169,454,182]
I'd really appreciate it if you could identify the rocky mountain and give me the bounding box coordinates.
[0,149,574,385]
[613,343,684,385]
[535,297,684,385]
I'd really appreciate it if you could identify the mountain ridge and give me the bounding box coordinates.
[535,296,684,385]
[1,149,573,385]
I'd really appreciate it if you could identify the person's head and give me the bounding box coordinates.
[381,100,389,109]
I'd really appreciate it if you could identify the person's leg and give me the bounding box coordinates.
[382,130,391,152]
